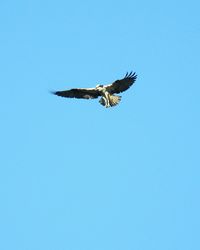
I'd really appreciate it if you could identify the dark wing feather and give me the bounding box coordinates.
[52,88,100,99]
[105,71,137,94]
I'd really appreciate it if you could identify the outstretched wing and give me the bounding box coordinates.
[105,71,137,94]
[52,88,100,99]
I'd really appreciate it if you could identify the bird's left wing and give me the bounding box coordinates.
[105,71,137,94]
[52,87,100,99]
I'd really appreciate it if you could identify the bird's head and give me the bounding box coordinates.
[95,84,104,90]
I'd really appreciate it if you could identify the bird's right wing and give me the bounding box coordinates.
[105,71,137,94]
[52,88,100,99]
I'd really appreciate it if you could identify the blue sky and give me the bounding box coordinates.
[0,0,200,249]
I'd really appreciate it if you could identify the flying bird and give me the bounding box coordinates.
[52,71,137,108]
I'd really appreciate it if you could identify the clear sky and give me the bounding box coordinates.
[0,0,200,249]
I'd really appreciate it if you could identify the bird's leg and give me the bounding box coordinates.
[105,92,110,108]
[105,97,109,108]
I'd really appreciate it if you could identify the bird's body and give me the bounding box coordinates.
[52,71,137,108]
[96,85,122,107]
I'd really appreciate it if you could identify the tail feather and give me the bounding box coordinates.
[109,95,121,107]
[99,95,121,107]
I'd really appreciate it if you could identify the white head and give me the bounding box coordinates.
[95,84,104,90]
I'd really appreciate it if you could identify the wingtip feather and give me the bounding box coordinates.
[50,90,57,95]
[124,71,137,79]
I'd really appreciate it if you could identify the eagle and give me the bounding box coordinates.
[52,71,137,108]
